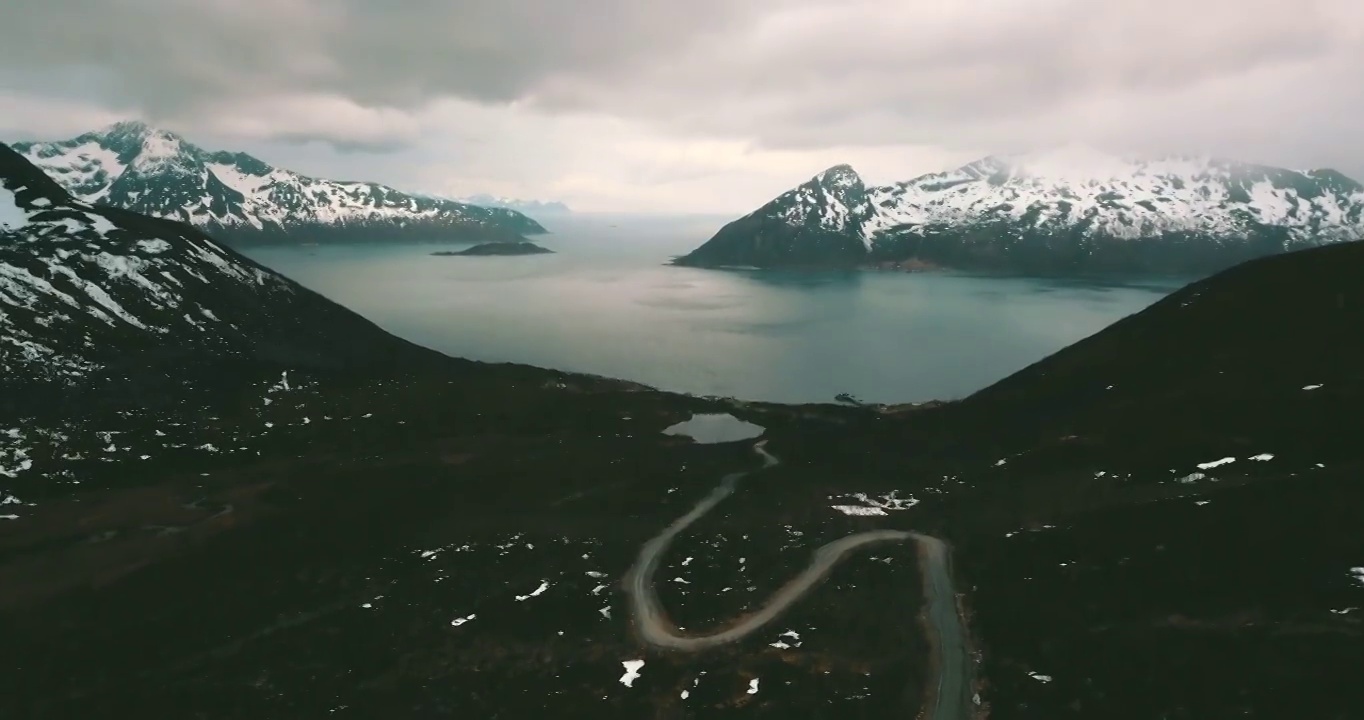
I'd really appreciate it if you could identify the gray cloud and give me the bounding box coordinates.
[0,0,780,118]
[530,0,1359,146]
[268,134,411,154]
[2,0,1363,208]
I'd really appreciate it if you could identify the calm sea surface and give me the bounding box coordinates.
[240,213,1185,405]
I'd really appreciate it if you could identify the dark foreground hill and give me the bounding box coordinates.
[1,143,1361,719]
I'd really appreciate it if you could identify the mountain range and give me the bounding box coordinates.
[676,146,1364,276]
[458,193,571,216]
[9,121,546,246]
[3,141,1362,718]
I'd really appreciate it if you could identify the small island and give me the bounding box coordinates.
[431,241,554,257]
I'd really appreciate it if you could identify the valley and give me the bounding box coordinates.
[4,139,1363,717]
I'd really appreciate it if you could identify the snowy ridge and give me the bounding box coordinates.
[857,147,1364,245]
[11,121,545,244]
[682,146,1364,273]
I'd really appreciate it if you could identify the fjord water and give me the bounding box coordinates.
[240,214,1183,405]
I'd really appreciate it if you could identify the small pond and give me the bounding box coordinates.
[661,413,765,444]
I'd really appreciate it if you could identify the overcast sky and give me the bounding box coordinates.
[2,0,1361,213]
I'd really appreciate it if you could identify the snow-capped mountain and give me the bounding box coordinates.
[459,194,571,216]
[676,147,1364,275]
[9,122,546,246]
[0,142,419,399]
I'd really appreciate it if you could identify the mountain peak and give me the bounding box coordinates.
[103,119,152,135]
[76,120,196,174]
[93,120,175,145]
[813,164,863,189]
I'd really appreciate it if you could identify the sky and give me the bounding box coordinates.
[2,0,1361,214]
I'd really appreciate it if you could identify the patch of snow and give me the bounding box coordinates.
[1028,672,1053,683]
[830,490,918,515]
[86,213,118,236]
[832,505,889,516]
[0,187,28,229]
[619,660,645,688]
[747,678,760,694]
[771,628,803,649]
[514,580,551,601]
[855,490,918,510]
[1196,457,1236,470]
[135,238,171,254]
[450,613,475,627]
[1303,384,1323,390]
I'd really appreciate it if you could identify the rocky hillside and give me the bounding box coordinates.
[0,141,441,417]
[9,121,545,246]
[676,147,1364,275]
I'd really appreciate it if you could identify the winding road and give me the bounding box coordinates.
[623,441,975,720]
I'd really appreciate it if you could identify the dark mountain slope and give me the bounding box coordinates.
[915,239,1362,470]
[0,142,457,420]
[862,240,1364,718]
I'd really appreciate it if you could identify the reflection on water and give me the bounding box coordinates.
[662,413,766,444]
[736,269,866,290]
[241,213,1182,404]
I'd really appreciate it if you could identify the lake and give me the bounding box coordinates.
[240,214,1185,405]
